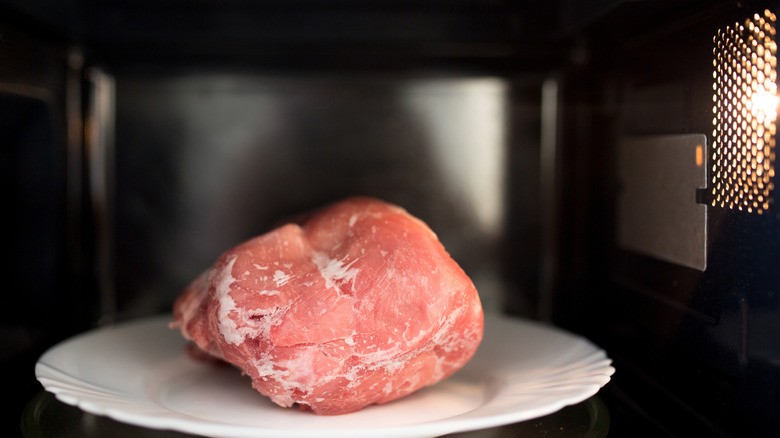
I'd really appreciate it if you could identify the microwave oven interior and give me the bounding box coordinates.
[3,0,780,436]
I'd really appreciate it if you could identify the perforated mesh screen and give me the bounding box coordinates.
[712,9,777,214]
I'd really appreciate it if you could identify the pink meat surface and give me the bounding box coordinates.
[171,197,483,415]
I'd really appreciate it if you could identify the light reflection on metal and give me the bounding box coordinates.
[712,9,777,214]
[696,144,704,167]
[86,67,117,324]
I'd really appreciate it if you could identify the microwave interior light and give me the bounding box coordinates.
[712,9,777,214]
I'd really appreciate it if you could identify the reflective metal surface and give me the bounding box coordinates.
[111,74,514,318]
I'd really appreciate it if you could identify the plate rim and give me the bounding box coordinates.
[35,313,615,438]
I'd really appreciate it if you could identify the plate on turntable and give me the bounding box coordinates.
[36,313,614,438]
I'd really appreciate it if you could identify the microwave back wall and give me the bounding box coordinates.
[2,0,779,436]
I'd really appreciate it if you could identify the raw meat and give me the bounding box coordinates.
[171,197,483,415]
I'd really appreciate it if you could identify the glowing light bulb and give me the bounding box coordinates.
[750,88,778,119]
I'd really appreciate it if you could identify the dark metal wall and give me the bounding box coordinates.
[551,1,780,435]
[0,15,93,433]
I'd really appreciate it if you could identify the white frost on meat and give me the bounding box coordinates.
[215,255,255,346]
[312,251,360,290]
[273,270,293,287]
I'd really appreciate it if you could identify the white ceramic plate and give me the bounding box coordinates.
[36,314,614,438]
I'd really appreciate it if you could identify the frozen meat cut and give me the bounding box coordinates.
[171,197,483,415]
